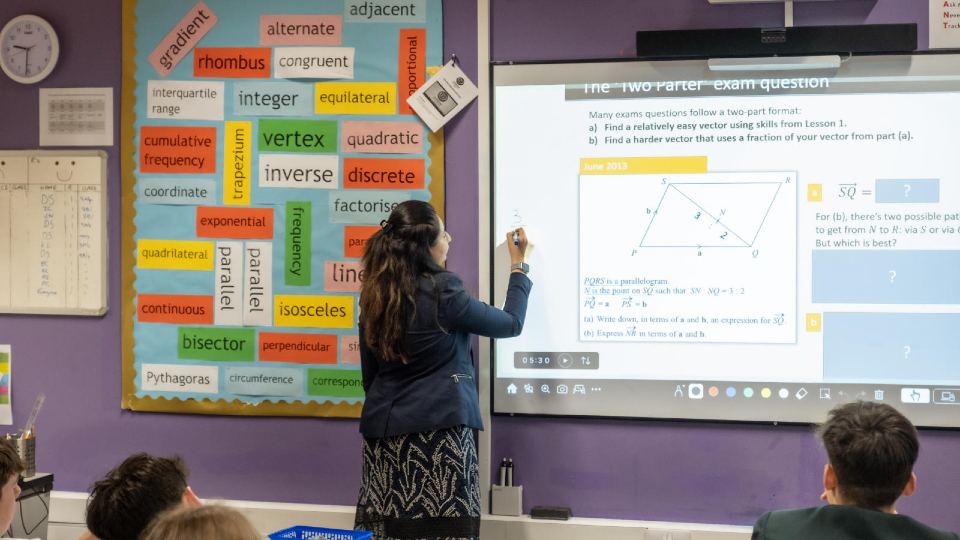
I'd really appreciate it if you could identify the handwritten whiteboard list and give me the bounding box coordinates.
[0,151,107,315]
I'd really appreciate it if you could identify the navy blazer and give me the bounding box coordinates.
[359,270,532,439]
[753,505,960,540]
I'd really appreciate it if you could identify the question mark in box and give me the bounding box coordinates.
[904,184,912,198]
[904,345,911,360]
[889,270,897,283]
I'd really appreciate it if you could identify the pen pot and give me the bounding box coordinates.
[17,436,36,477]
[4,434,36,477]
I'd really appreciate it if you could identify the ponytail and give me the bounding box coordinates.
[359,201,442,362]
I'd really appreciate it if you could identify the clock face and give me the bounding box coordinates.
[1,15,59,84]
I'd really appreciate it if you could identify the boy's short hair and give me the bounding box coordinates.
[85,453,189,540]
[0,439,25,497]
[817,401,919,509]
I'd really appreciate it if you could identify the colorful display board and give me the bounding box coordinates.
[121,0,443,416]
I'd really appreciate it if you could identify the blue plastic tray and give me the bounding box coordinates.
[268,525,372,540]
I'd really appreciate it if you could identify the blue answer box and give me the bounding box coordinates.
[875,178,939,203]
[823,312,960,383]
[812,250,960,304]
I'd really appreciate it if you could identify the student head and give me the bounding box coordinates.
[140,505,259,540]
[359,200,448,362]
[85,453,201,540]
[0,439,25,533]
[818,401,919,511]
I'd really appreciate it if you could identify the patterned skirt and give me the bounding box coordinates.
[354,425,480,540]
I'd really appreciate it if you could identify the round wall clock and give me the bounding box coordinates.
[0,14,60,84]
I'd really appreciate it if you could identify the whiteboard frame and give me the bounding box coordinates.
[0,149,108,316]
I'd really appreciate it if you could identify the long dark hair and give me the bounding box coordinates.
[360,200,443,362]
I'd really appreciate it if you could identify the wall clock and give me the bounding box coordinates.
[1,14,59,84]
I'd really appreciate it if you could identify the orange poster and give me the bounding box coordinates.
[196,207,274,239]
[344,225,380,258]
[398,29,425,115]
[342,157,424,190]
[259,332,338,364]
[194,47,271,78]
[137,294,214,324]
[140,126,217,173]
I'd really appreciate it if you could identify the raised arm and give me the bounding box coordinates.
[441,272,532,338]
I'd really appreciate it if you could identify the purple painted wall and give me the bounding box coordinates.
[0,0,476,506]
[489,0,960,532]
[1,0,957,532]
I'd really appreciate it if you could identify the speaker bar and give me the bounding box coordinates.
[636,24,917,59]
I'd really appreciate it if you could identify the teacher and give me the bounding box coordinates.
[354,200,531,540]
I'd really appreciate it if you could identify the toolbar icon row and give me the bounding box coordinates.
[506,383,592,395]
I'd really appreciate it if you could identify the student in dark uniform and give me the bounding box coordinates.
[83,453,202,540]
[753,401,959,540]
[354,200,531,540]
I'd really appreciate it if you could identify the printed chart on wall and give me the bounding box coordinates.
[0,151,108,316]
[0,345,10,425]
[121,0,443,416]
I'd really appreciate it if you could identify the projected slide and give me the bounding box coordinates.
[491,55,960,426]
[639,178,783,249]
[580,168,796,344]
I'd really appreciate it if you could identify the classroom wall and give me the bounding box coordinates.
[1,0,958,532]
[488,0,960,530]
[0,0,477,506]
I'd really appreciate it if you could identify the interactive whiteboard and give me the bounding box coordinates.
[492,54,960,427]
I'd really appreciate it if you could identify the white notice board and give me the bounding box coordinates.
[0,150,108,315]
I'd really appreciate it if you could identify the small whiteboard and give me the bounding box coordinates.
[0,150,108,316]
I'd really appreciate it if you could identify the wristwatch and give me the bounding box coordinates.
[511,261,529,274]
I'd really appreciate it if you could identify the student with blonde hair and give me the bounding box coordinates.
[140,505,259,540]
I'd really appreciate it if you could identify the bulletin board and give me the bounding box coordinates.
[0,150,108,316]
[120,0,444,416]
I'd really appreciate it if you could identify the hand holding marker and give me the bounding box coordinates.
[507,228,528,252]
[507,228,528,274]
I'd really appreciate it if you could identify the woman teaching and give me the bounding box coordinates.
[354,200,531,540]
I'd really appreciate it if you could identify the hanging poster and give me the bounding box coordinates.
[121,0,444,416]
[0,345,10,425]
[930,0,960,49]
